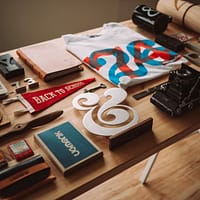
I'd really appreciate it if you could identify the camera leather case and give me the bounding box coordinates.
[150,64,200,116]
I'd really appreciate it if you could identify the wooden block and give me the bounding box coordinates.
[0,108,11,128]
[108,117,153,150]
[3,175,56,200]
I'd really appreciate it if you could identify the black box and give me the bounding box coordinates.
[0,54,24,79]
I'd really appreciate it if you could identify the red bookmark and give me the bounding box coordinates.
[17,78,95,113]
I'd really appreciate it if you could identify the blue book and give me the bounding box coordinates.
[34,122,103,175]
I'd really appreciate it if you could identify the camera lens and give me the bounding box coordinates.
[176,68,192,78]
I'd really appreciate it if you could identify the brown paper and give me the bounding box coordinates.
[157,0,200,33]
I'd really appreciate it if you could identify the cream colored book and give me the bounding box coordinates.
[16,41,83,81]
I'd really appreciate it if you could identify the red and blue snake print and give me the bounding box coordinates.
[84,39,179,85]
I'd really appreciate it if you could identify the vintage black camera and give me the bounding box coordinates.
[150,64,200,116]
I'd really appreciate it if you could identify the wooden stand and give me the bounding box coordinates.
[0,107,10,128]
[108,118,153,150]
[2,175,56,200]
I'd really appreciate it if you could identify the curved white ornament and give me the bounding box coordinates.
[97,88,129,125]
[72,93,99,111]
[82,88,139,136]
[83,105,139,136]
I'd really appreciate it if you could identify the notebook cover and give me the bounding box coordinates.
[34,122,103,175]
[16,42,83,81]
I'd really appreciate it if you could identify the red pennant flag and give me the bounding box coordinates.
[17,78,96,113]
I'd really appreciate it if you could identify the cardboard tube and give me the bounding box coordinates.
[156,0,200,33]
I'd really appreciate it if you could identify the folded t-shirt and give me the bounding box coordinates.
[63,23,187,89]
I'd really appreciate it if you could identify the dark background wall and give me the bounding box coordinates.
[0,0,158,52]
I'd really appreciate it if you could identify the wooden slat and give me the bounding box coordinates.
[76,133,200,200]
[0,20,199,200]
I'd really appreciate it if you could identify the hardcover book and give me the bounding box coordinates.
[34,122,103,175]
[16,41,83,82]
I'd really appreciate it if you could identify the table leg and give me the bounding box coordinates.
[139,129,199,184]
[192,129,200,134]
[140,152,159,184]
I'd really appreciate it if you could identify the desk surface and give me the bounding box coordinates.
[0,20,200,200]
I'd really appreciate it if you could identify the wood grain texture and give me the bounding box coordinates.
[76,133,200,200]
[0,20,199,200]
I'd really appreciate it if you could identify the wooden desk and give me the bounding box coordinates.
[0,21,200,200]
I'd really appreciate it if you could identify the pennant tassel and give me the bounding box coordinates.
[17,78,96,113]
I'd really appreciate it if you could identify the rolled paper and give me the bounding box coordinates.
[157,0,200,33]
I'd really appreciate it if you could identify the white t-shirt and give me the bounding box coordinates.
[63,23,186,89]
